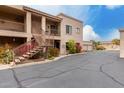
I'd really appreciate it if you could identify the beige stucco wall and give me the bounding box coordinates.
[120,30,124,58]
[0,6,32,42]
[32,16,41,34]
[0,30,32,38]
[58,14,83,55]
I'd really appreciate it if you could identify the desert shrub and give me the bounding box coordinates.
[0,59,4,64]
[5,43,12,49]
[96,45,105,50]
[48,48,59,58]
[0,47,5,57]
[0,47,5,64]
[48,56,55,60]
[0,47,14,64]
[66,40,76,54]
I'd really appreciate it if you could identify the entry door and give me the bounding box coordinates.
[54,40,60,49]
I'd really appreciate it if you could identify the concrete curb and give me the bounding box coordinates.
[0,64,10,70]
[12,52,85,69]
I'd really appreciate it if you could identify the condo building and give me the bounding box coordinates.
[0,5,83,55]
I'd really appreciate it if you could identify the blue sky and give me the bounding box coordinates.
[29,5,124,41]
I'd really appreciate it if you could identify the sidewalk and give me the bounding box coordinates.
[0,52,85,70]
[0,64,10,70]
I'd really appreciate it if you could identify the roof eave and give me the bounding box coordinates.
[23,6,62,21]
[57,13,83,23]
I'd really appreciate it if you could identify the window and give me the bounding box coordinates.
[66,25,72,35]
[76,27,80,34]
[51,25,56,29]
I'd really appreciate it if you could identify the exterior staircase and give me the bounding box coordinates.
[12,30,51,64]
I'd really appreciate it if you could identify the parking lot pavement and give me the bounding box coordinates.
[0,51,124,88]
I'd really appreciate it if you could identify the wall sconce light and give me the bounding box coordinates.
[13,38,15,42]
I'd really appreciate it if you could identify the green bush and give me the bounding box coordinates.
[66,40,76,54]
[48,48,59,58]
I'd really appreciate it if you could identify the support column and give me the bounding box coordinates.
[41,16,46,33]
[120,30,124,58]
[26,11,32,42]
[60,40,66,55]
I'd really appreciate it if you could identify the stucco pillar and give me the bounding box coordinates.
[26,11,32,42]
[120,30,124,58]
[60,41,66,55]
[41,16,46,33]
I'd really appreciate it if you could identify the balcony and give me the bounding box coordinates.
[0,19,24,32]
[45,29,60,36]
[45,29,61,40]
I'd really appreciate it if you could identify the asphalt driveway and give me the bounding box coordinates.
[0,51,124,88]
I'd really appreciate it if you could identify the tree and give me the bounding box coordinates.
[92,40,102,50]
[112,39,120,45]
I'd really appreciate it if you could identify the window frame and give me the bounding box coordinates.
[76,27,80,34]
[66,25,72,35]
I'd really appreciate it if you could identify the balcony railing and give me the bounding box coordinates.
[45,29,60,36]
[0,19,24,32]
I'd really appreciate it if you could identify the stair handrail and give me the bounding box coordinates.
[13,38,39,57]
[32,28,49,46]
[13,28,53,57]
[13,38,36,52]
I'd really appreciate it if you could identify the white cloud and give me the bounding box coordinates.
[105,29,120,40]
[83,25,101,41]
[105,5,121,10]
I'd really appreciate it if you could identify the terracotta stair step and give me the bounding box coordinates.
[36,49,42,51]
[30,50,37,53]
[26,52,33,55]
[34,48,42,51]
[14,59,21,63]
[18,56,25,61]
[22,54,30,58]
[38,47,44,49]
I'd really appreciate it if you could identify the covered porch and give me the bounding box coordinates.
[0,36,27,49]
[46,39,61,50]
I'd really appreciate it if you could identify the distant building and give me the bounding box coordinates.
[83,41,93,51]
[100,41,120,50]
